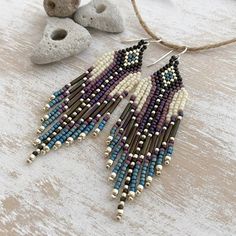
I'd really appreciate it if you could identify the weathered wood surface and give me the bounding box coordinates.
[0,0,236,235]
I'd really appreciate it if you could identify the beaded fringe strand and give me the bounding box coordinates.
[27,40,148,163]
[104,56,188,220]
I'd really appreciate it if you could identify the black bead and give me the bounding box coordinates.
[118,204,124,209]
[138,39,145,45]
[33,151,38,156]
[120,196,126,202]
[170,55,177,61]
[123,189,128,194]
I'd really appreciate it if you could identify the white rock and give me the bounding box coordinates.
[31,18,91,64]
[74,0,124,33]
[43,0,81,17]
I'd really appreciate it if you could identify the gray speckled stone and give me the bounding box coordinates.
[74,0,124,33]
[43,0,80,17]
[31,18,91,64]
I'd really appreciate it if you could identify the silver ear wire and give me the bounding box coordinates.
[121,38,161,45]
[147,46,188,67]
[121,37,152,43]
[146,39,162,45]
[147,49,174,67]
[176,47,188,59]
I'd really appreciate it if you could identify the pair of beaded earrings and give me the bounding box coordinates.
[28,39,188,220]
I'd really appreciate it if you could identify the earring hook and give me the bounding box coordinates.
[176,47,188,59]
[146,39,162,45]
[147,49,174,67]
[121,37,151,43]
[121,38,161,45]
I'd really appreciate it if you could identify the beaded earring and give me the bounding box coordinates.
[104,53,188,220]
[27,40,149,163]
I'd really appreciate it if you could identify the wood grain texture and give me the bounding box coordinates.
[0,0,236,235]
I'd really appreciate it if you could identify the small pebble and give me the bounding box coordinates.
[31,18,91,64]
[74,0,124,33]
[44,0,80,17]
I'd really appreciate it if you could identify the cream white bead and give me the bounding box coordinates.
[156,164,163,171]
[128,191,135,201]
[165,156,172,165]
[67,137,73,143]
[46,137,51,142]
[93,128,100,137]
[43,146,50,152]
[43,114,49,120]
[65,141,70,147]
[43,104,50,111]
[33,138,41,146]
[55,141,61,147]
[80,132,86,140]
[106,159,113,169]
[111,189,118,198]
[108,172,116,181]
[26,157,33,164]
[136,184,144,195]
[145,176,152,187]
[40,125,45,131]
[106,136,113,145]
[36,129,42,134]
[66,137,73,146]
[117,209,124,215]
[27,154,36,164]
[49,95,55,101]
[105,146,112,155]
[126,176,131,182]
[41,149,46,155]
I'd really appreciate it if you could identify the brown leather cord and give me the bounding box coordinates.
[131,0,236,52]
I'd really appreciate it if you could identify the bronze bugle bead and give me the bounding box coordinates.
[163,123,174,143]
[108,97,122,114]
[123,118,135,138]
[125,125,138,146]
[70,72,87,86]
[155,128,166,149]
[129,134,140,154]
[82,103,100,120]
[66,99,84,116]
[120,112,133,131]
[92,101,114,119]
[69,79,85,96]
[140,136,151,155]
[88,100,113,118]
[73,106,90,122]
[120,103,131,120]
[67,92,84,108]
[169,117,181,138]
[147,137,154,154]
[149,134,158,153]
[112,104,131,133]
